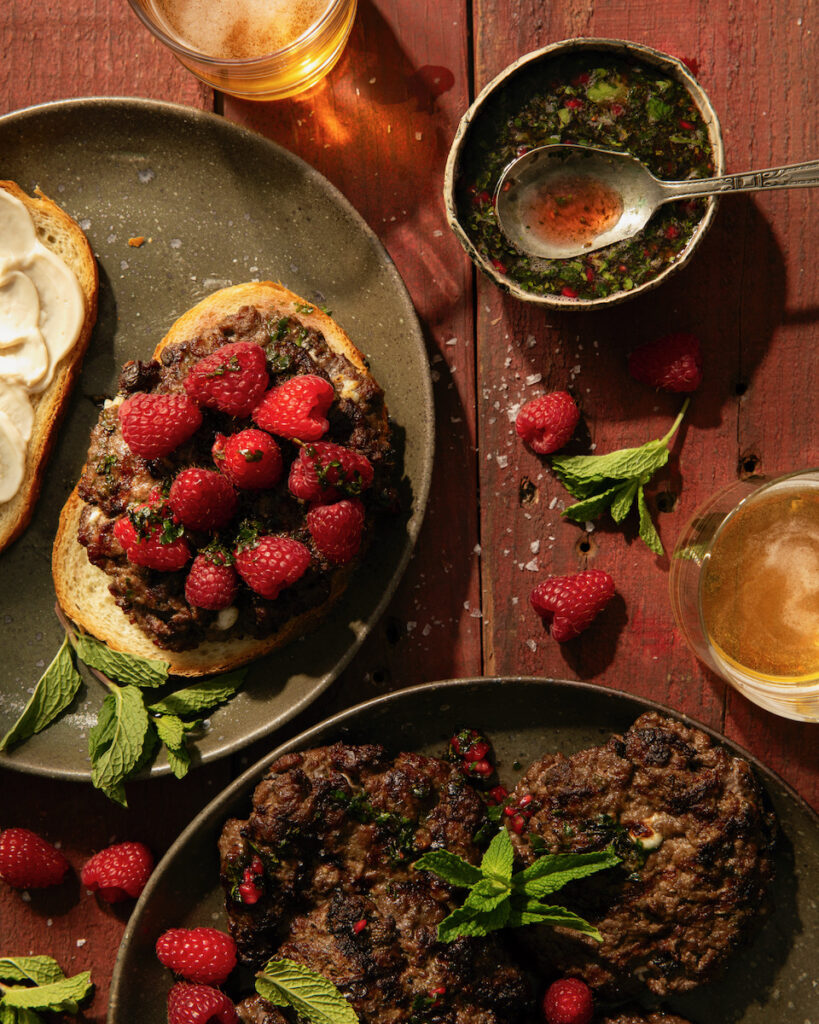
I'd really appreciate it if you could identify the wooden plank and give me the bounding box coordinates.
[0,1,207,116]
[223,0,482,694]
[473,0,818,809]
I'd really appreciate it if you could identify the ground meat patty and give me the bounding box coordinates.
[507,712,776,998]
[219,743,533,1024]
[598,1010,694,1024]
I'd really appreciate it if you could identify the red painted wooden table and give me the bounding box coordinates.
[1,1,817,1020]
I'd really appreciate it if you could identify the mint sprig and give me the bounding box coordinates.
[0,639,82,753]
[0,956,93,1022]
[550,399,689,554]
[414,829,618,943]
[72,633,169,688]
[256,958,358,1024]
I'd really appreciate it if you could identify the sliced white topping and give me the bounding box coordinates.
[215,606,239,631]
[25,250,85,392]
[0,270,41,349]
[0,379,34,442]
[0,408,26,503]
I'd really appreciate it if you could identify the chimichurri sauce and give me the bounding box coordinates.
[458,55,715,300]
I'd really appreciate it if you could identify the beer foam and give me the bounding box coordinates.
[758,525,819,640]
[154,0,333,59]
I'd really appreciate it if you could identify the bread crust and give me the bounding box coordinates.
[0,181,99,553]
[52,282,386,677]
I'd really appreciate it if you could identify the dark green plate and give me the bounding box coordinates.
[109,678,818,1024]
[0,98,433,780]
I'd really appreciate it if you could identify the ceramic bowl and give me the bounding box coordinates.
[444,37,725,309]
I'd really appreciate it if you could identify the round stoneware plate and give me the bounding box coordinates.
[0,98,433,780]
[110,678,818,1024]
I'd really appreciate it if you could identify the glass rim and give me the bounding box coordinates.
[126,0,349,68]
[696,467,819,688]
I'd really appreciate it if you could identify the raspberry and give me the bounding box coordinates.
[185,552,238,610]
[628,333,703,392]
[167,983,239,1024]
[288,442,374,503]
[156,927,237,985]
[530,569,615,642]
[81,840,153,903]
[515,391,579,455]
[307,499,365,563]
[541,978,594,1024]
[253,374,335,441]
[183,341,269,417]
[234,534,311,600]
[169,468,237,531]
[213,429,283,490]
[119,392,202,459]
[114,502,191,572]
[0,828,70,889]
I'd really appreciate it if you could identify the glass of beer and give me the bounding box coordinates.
[669,469,819,722]
[127,0,358,100]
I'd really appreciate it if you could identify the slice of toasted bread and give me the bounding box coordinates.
[52,282,386,677]
[0,181,98,553]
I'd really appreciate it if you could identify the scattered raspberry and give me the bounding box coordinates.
[185,551,239,610]
[253,374,335,441]
[167,983,239,1024]
[288,442,374,503]
[183,341,268,418]
[515,391,579,455]
[234,534,311,600]
[114,502,191,572]
[541,977,594,1024]
[0,828,70,889]
[213,429,283,490]
[81,841,154,903]
[118,392,202,459]
[530,570,615,642]
[307,499,365,563]
[628,333,703,393]
[169,468,237,531]
[156,927,238,985]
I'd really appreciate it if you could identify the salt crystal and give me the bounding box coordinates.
[530,540,540,554]
[525,373,542,386]
[526,639,537,652]
[525,559,539,571]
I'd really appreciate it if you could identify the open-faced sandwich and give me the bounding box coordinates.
[0,181,98,553]
[52,282,393,677]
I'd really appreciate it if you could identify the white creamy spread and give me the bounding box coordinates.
[0,188,85,503]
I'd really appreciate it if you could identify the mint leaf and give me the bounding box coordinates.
[154,714,191,779]
[147,670,246,716]
[73,634,169,688]
[413,850,483,889]
[560,484,622,523]
[506,898,603,939]
[552,439,669,492]
[0,958,64,986]
[0,638,82,752]
[480,829,514,883]
[609,480,639,523]
[256,958,358,1024]
[437,899,511,942]
[89,685,150,805]
[514,848,620,898]
[1,971,92,1013]
[637,485,664,555]
[463,877,510,912]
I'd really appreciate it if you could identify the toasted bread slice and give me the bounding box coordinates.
[0,181,98,553]
[52,282,386,677]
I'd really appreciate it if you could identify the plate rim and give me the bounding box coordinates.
[109,674,818,1020]
[0,96,435,781]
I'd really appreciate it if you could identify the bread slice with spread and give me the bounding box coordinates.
[0,181,98,553]
[52,282,392,677]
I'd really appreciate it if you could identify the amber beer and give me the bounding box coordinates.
[700,484,819,680]
[134,0,357,99]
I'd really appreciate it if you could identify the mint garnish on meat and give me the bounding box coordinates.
[0,956,93,1021]
[414,828,618,943]
[550,399,689,554]
[256,958,359,1024]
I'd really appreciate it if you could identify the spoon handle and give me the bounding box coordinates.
[660,159,819,201]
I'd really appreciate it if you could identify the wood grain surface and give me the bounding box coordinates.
[0,0,817,1020]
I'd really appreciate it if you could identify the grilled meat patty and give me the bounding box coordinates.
[507,712,777,998]
[219,743,533,1024]
[599,1012,693,1024]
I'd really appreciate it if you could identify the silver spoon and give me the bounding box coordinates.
[494,144,819,260]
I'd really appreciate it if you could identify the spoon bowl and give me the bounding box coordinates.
[496,144,819,260]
